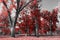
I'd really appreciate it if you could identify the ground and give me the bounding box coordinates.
[0,36,60,40]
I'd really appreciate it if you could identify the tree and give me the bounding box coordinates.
[0,0,42,37]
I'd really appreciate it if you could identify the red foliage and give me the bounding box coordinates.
[0,0,58,35]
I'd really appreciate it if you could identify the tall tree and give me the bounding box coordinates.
[1,0,42,37]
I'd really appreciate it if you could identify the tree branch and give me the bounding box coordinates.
[3,1,13,25]
[13,0,20,27]
[13,0,34,27]
[18,0,34,12]
[17,0,20,10]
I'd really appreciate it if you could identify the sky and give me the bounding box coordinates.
[41,0,60,11]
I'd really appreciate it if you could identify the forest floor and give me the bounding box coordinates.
[0,35,60,40]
